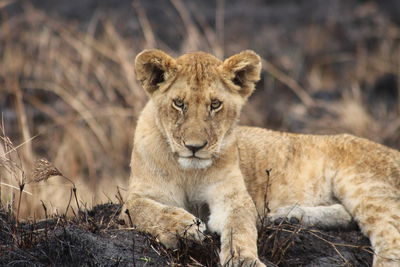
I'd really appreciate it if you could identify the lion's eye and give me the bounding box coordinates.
[210,100,222,111]
[172,99,185,110]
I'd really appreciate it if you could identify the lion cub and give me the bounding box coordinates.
[120,49,400,266]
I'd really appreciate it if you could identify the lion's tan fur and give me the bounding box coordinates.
[121,49,400,266]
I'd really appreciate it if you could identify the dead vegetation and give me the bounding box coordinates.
[0,0,399,266]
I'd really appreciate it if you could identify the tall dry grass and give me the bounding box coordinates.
[0,5,145,217]
[0,1,399,218]
[0,0,228,218]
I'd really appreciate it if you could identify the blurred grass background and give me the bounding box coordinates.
[0,0,399,218]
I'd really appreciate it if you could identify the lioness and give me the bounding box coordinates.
[120,49,400,266]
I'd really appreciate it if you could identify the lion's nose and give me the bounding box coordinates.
[184,141,208,153]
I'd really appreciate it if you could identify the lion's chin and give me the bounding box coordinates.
[177,157,212,170]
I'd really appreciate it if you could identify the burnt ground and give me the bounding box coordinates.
[0,204,373,266]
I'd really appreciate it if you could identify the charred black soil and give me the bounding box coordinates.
[0,204,373,266]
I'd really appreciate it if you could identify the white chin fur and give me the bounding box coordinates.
[178,157,212,170]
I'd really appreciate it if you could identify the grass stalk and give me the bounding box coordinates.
[16,182,25,223]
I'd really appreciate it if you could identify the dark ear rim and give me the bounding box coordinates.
[135,49,177,95]
[220,50,262,97]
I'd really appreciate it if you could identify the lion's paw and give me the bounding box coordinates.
[223,256,266,267]
[268,205,305,225]
[157,218,207,249]
[180,217,207,242]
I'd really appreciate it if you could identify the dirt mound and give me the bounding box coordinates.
[0,204,166,266]
[0,203,373,266]
[259,222,372,266]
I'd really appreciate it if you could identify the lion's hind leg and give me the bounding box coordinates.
[268,203,356,229]
[333,171,400,267]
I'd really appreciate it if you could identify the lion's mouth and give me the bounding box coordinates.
[181,155,206,159]
[176,152,211,160]
[177,156,213,170]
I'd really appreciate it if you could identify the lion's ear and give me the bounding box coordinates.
[135,49,177,95]
[220,50,261,98]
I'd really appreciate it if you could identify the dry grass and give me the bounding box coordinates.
[0,1,399,220]
[0,4,145,217]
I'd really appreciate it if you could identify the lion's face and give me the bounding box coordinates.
[152,73,242,170]
[135,50,261,169]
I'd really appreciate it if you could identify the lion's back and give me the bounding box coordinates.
[234,126,400,208]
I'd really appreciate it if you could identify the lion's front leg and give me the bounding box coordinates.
[205,177,265,267]
[120,195,206,249]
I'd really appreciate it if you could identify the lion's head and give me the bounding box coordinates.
[135,50,261,169]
